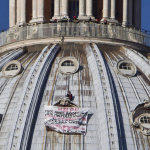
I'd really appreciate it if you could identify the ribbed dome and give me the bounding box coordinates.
[0,42,150,150]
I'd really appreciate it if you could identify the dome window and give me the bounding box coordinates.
[58,57,79,75]
[117,60,137,77]
[119,63,132,70]
[61,61,74,66]
[131,100,150,136]
[139,115,150,130]
[2,60,22,77]
[6,64,18,71]
[140,116,150,124]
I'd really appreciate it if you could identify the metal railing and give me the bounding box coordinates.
[0,23,150,47]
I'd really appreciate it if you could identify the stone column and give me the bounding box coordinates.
[20,0,26,25]
[9,0,16,27]
[30,0,38,23]
[33,0,37,19]
[86,0,95,19]
[111,0,115,19]
[110,0,118,23]
[62,0,68,17]
[52,0,60,19]
[103,0,109,19]
[78,0,86,19]
[122,0,128,26]
[17,0,21,24]
[129,0,132,26]
[37,0,45,22]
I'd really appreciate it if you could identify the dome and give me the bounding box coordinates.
[0,40,150,150]
[1,0,150,149]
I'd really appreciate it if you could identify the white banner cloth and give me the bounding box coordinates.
[44,106,89,134]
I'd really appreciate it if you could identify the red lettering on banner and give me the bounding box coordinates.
[63,108,68,112]
[72,126,77,129]
[56,125,60,130]
[81,117,87,121]
[82,127,86,131]
[67,126,71,131]
[56,125,61,130]
[70,108,74,112]
[57,107,80,112]
[45,106,89,133]
[62,125,66,130]
[58,107,62,111]
[75,108,79,111]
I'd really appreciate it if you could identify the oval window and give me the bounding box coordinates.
[2,60,22,77]
[117,60,137,77]
[140,116,150,129]
[58,57,79,75]
[140,116,150,123]
[61,61,74,66]
[6,64,18,71]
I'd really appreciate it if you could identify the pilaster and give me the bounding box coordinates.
[61,0,69,18]
[37,0,46,23]
[122,0,129,26]
[78,0,88,20]
[9,0,16,27]
[86,0,95,19]
[110,0,118,23]
[52,0,61,20]
[17,0,21,25]
[20,0,26,25]
[30,0,38,23]
[102,0,109,20]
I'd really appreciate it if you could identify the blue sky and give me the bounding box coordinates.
[0,0,9,30]
[0,0,150,31]
[141,0,150,31]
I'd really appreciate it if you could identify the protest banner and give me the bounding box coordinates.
[44,106,89,134]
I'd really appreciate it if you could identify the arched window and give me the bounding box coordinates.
[140,116,150,123]
[61,61,74,66]
[119,63,132,70]
[2,60,22,77]
[6,64,18,71]
[117,60,137,77]
[59,57,79,75]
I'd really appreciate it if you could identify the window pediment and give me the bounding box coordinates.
[131,100,150,136]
